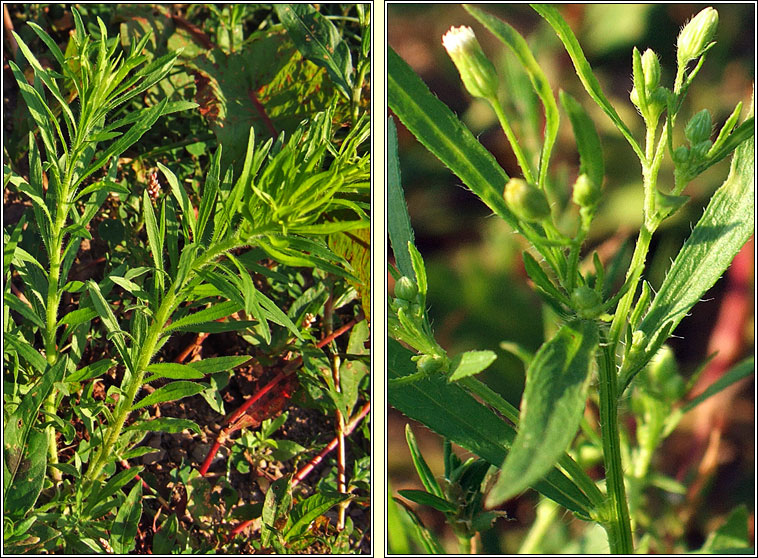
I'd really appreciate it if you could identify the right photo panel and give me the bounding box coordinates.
[387,4,755,554]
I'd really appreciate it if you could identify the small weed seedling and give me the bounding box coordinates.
[388,5,753,554]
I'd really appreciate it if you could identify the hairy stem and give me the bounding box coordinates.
[598,333,634,554]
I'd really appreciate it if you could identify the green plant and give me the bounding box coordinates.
[388,4,753,554]
[5,4,370,553]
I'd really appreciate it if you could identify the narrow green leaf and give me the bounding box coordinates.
[388,46,517,228]
[66,358,114,383]
[158,162,196,241]
[532,4,645,161]
[682,358,754,414]
[186,355,252,375]
[275,4,353,100]
[4,293,45,329]
[465,4,560,187]
[559,90,605,190]
[405,425,444,499]
[387,117,416,280]
[142,190,164,278]
[124,417,202,436]
[392,498,446,554]
[448,350,498,382]
[77,98,170,188]
[4,333,47,374]
[110,481,142,554]
[388,339,592,515]
[132,381,207,410]
[282,493,351,542]
[59,307,98,328]
[9,61,57,162]
[398,489,457,514]
[87,280,133,372]
[486,320,598,507]
[86,467,143,515]
[196,147,221,247]
[166,301,243,333]
[632,134,754,384]
[522,251,570,305]
[145,362,205,381]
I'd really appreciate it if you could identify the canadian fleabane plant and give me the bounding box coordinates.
[388,4,753,554]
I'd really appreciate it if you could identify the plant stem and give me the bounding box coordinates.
[489,99,536,184]
[598,333,634,554]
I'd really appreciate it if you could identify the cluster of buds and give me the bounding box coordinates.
[630,47,669,125]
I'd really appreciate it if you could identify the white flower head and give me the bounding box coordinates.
[441,25,499,100]
[442,25,477,54]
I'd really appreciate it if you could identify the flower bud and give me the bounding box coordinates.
[645,345,685,401]
[572,173,601,208]
[677,7,718,65]
[394,276,419,302]
[416,354,444,375]
[690,139,712,161]
[630,86,640,108]
[641,49,661,90]
[646,86,669,122]
[504,178,551,223]
[571,286,602,318]
[672,145,690,164]
[442,26,499,101]
[685,109,712,144]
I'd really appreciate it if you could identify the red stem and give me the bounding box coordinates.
[228,401,371,539]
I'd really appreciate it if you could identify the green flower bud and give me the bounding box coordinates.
[672,145,690,164]
[685,109,712,144]
[645,345,685,401]
[641,49,661,90]
[503,178,551,223]
[442,26,499,101]
[646,86,669,122]
[571,286,602,318]
[572,173,601,208]
[690,139,712,161]
[630,86,641,108]
[677,7,718,65]
[394,276,419,302]
[416,354,444,375]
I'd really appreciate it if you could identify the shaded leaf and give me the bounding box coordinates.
[487,320,598,507]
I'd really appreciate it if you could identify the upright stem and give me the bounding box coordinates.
[598,334,634,554]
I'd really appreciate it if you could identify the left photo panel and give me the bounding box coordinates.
[3,4,371,554]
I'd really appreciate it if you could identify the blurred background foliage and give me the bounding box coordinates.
[388,3,754,553]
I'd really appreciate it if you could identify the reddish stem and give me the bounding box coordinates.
[228,401,371,539]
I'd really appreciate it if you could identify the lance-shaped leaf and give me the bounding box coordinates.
[132,381,207,410]
[532,4,645,161]
[388,47,516,228]
[559,90,604,191]
[388,339,593,515]
[486,320,598,507]
[387,117,416,280]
